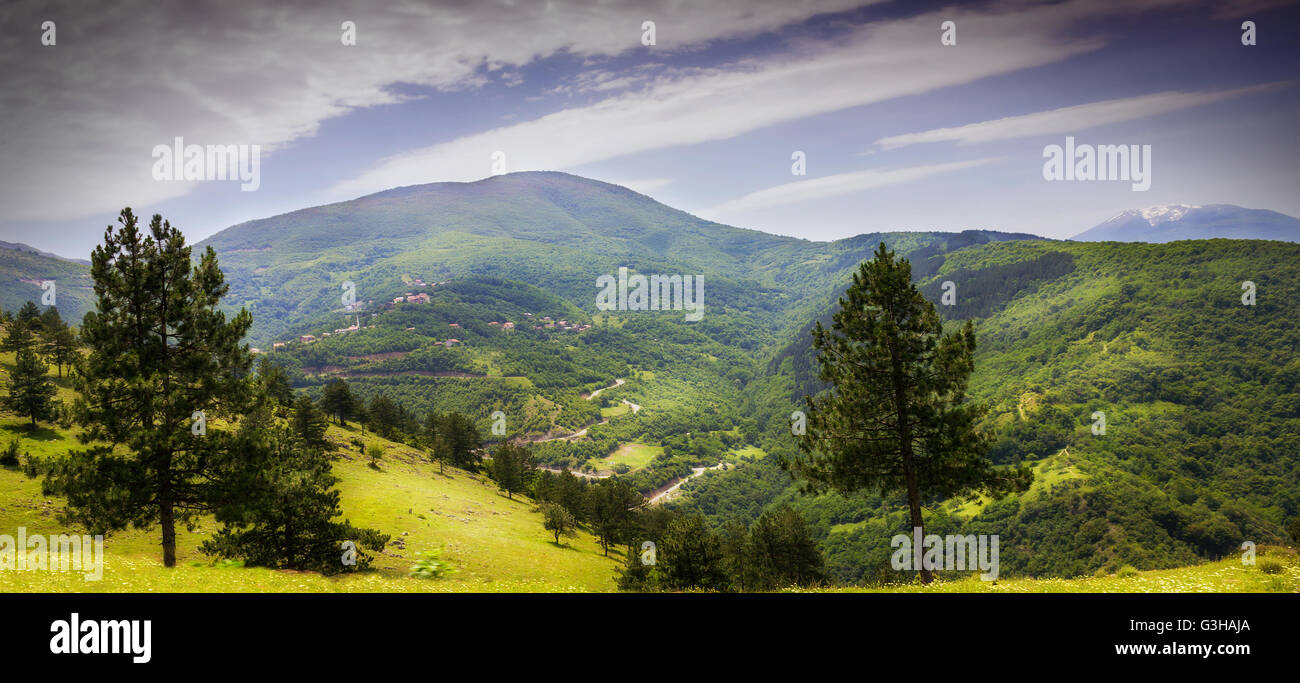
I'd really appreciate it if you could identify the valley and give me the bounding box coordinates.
[0,173,1297,592]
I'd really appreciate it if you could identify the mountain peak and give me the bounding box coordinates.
[1077,204,1300,243]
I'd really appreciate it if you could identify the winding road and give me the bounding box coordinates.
[646,462,727,505]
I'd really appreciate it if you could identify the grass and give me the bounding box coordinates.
[811,550,1300,593]
[729,445,766,461]
[949,451,1085,519]
[599,403,631,418]
[587,443,661,474]
[0,405,622,592]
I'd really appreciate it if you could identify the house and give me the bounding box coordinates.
[502,322,515,330]
[250,347,262,354]
[408,293,430,304]
[444,339,460,347]
[449,323,460,328]
[300,335,317,343]
[272,342,286,349]
[393,296,405,304]
[489,321,500,326]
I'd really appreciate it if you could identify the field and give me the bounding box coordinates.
[0,355,624,593]
[815,549,1300,593]
[587,442,661,473]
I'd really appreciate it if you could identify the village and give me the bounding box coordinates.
[249,276,592,354]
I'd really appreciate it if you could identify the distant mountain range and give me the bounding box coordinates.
[194,171,1039,345]
[0,240,90,265]
[1073,204,1300,243]
[3,177,1299,334]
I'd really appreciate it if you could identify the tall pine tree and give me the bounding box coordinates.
[790,243,1029,583]
[5,346,56,427]
[47,208,255,567]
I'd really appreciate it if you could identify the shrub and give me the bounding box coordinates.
[409,549,453,579]
[1258,558,1284,575]
[1116,565,1139,578]
[367,443,385,469]
[0,438,19,467]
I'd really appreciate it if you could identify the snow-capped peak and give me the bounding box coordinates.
[1106,204,1202,226]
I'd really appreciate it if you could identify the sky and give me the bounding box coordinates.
[1,0,1298,259]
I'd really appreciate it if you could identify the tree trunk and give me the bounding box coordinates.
[892,340,932,584]
[902,455,931,584]
[160,495,176,568]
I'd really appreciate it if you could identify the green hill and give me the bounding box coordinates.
[684,238,1300,583]
[196,171,1039,346]
[0,246,93,324]
[0,350,622,592]
[2,174,1296,591]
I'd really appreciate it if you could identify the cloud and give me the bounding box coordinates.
[330,0,1155,199]
[606,178,674,195]
[700,159,997,219]
[0,0,875,222]
[873,82,1294,150]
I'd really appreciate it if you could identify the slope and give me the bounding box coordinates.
[0,347,622,592]
[682,238,1300,583]
[1073,204,1300,243]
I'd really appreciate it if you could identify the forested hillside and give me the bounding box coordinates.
[681,238,1300,583]
[1,174,1296,591]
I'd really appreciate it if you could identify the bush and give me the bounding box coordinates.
[1116,565,1139,578]
[57,403,75,430]
[409,549,453,579]
[367,443,385,469]
[0,438,19,467]
[1258,558,1284,575]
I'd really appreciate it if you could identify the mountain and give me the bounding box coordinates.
[0,241,89,265]
[197,171,1040,345]
[1073,204,1300,243]
[0,245,94,323]
[683,237,1300,582]
[3,170,1297,588]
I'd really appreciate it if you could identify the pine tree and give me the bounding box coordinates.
[4,346,56,428]
[424,412,449,474]
[658,514,727,591]
[589,477,642,557]
[490,442,532,500]
[321,378,355,425]
[747,504,824,590]
[257,357,293,409]
[367,394,402,438]
[0,437,19,468]
[717,518,753,592]
[45,321,77,379]
[2,301,39,353]
[201,426,389,573]
[291,395,329,449]
[437,412,481,470]
[45,208,256,567]
[791,243,1030,583]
